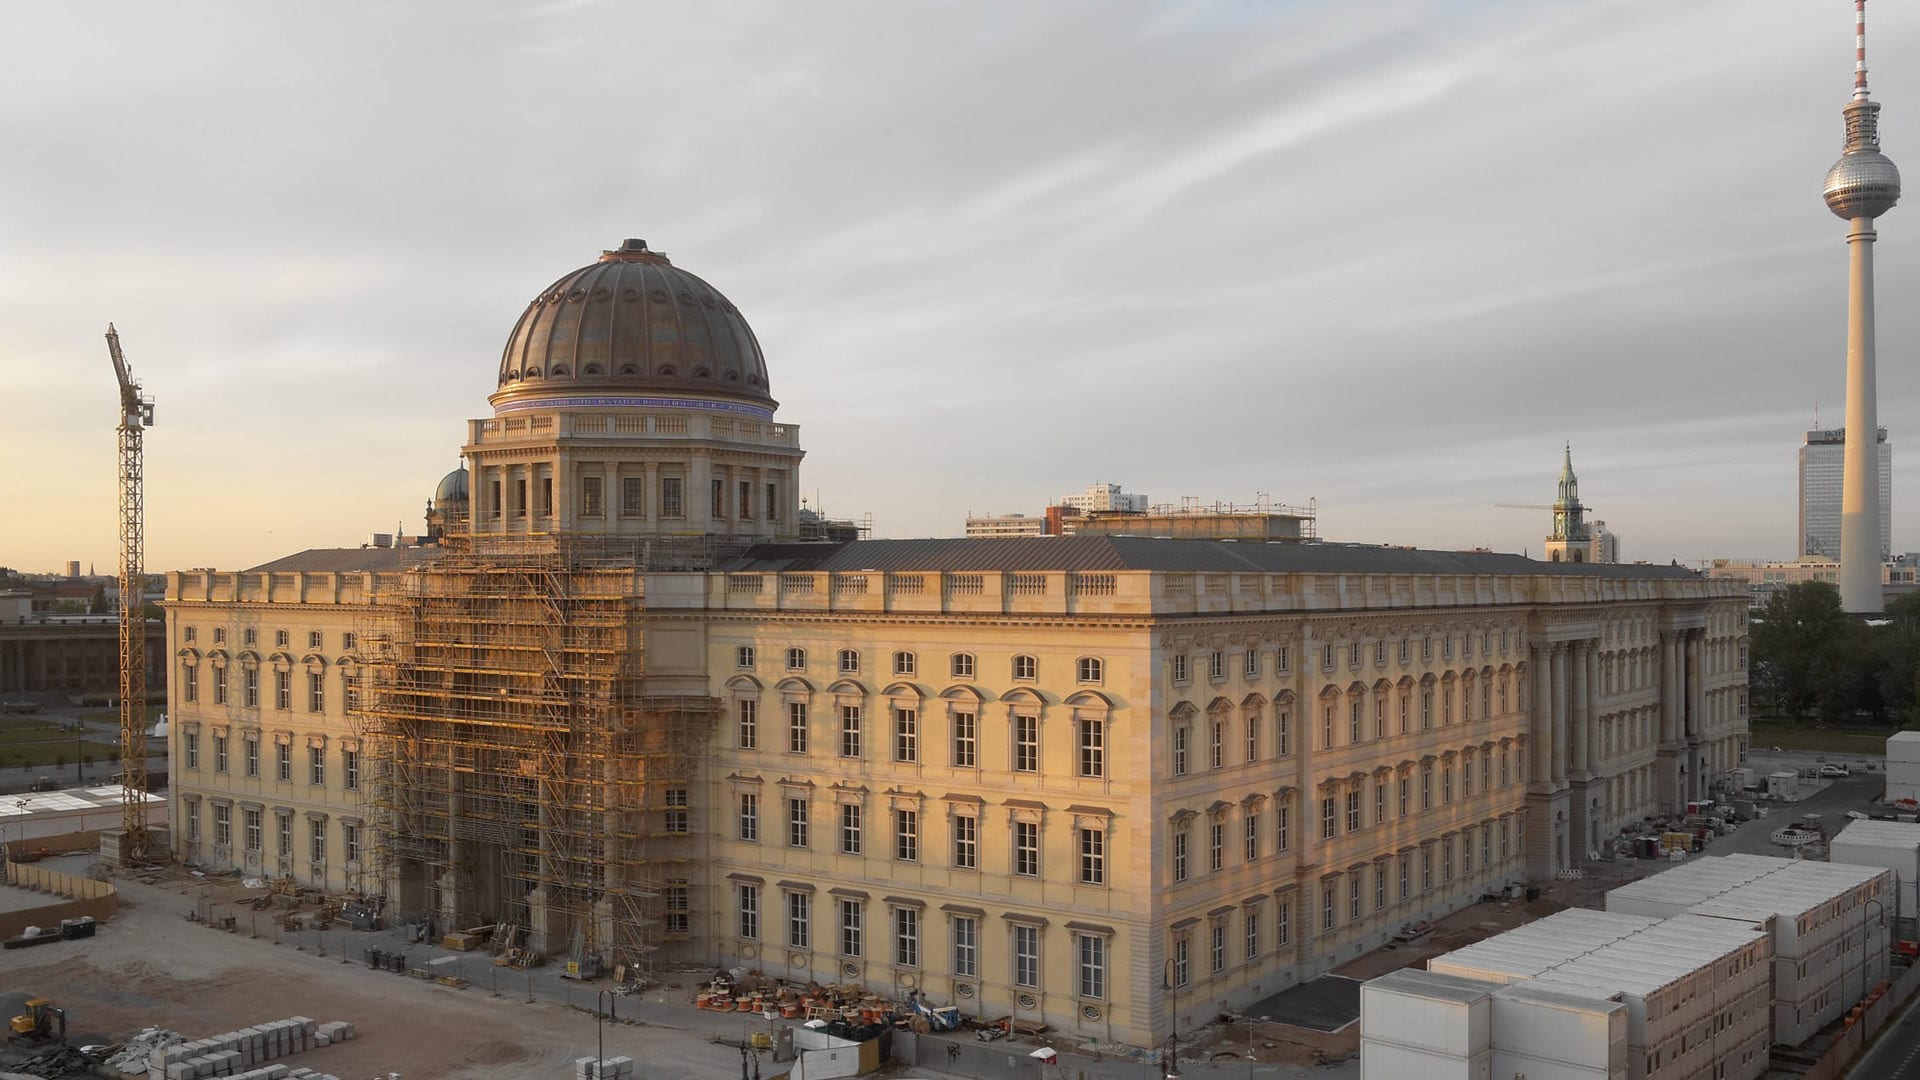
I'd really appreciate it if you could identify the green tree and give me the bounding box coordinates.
[1751,583,1852,720]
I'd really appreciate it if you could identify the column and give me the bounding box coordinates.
[1569,642,1589,778]
[643,462,660,527]
[1686,632,1705,742]
[1659,632,1679,744]
[1550,644,1568,786]
[1530,646,1552,785]
[1585,645,1602,771]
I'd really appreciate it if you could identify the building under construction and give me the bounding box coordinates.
[356,535,719,978]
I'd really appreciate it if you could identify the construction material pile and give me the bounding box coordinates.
[137,1017,356,1078]
[696,972,897,1022]
[572,1056,634,1079]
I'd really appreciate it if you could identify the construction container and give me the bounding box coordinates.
[1831,818,1920,920]
[1602,853,1779,920]
[1888,732,1920,804]
[1489,982,1629,1080]
[1768,771,1798,798]
[1359,968,1497,1080]
[1424,909,1660,986]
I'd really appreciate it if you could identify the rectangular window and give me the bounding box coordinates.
[712,477,727,518]
[1322,884,1336,934]
[183,665,198,703]
[1276,646,1290,673]
[1211,921,1226,973]
[1346,790,1362,833]
[1078,718,1104,777]
[245,669,259,708]
[1463,753,1474,796]
[787,702,808,754]
[1209,821,1225,872]
[309,745,325,786]
[1245,909,1260,961]
[664,788,689,834]
[788,798,809,848]
[1321,796,1336,841]
[1080,827,1106,884]
[621,476,645,518]
[344,749,359,790]
[343,674,360,713]
[1245,716,1258,763]
[1012,714,1039,772]
[1276,804,1290,853]
[275,629,288,648]
[766,481,779,522]
[214,670,227,706]
[1277,901,1291,947]
[1173,830,1189,882]
[1173,726,1189,776]
[1012,924,1040,988]
[840,803,863,855]
[1245,814,1260,862]
[1210,720,1224,769]
[1462,830,1474,873]
[787,892,810,949]
[1399,855,1410,899]
[275,671,290,710]
[276,743,291,782]
[1443,839,1455,883]
[1276,709,1290,756]
[1483,824,1493,867]
[1421,690,1433,729]
[1442,764,1454,804]
[186,732,199,770]
[580,475,603,517]
[894,907,919,967]
[277,813,292,857]
[215,734,229,773]
[951,711,977,767]
[726,788,757,841]
[660,476,684,518]
[244,738,259,778]
[214,627,226,645]
[952,916,978,977]
[538,476,553,518]
[739,884,760,939]
[308,672,324,713]
[214,804,232,846]
[1172,654,1189,683]
[1398,694,1409,734]
[737,699,758,749]
[1375,865,1387,911]
[343,823,362,863]
[310,820,326,865]
[736,645,755,668]
[1322,643,1336,671]
[1209,651,1225,680]
[1375,781,1387,825]
[839,705,862,758]
[1244,650,1259,678]
[839,898,863,956]
[1399,776,1411,817]
[1078,934,1106,999]
[1323,705,1335,749]
[953,814,977,868]
[739,479,753,520]
[1349,642,1362,668]
[1350,875,1363,920]
[1013,820,1040,877]
[894,808,918,862]
[1173,936,1190,987]
[894,708,918,762]
[1421,848,1434,893]
[244,808,262,852]
[1349,700,1362,743]
[1420,765,1433,810]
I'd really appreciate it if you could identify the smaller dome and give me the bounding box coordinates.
[1825,151,1902,220]
[435,466,470,506]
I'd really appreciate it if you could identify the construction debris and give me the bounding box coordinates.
[134,1016,354,1078]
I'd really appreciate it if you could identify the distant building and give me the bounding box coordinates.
[1058,483,1148,514]
[963,512,1046,538]
[1540,447,1615,564]
[0,590,166,700]
[1061,497,1317,542]
[1800,427,1891,560]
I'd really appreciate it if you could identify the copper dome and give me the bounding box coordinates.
[492,239,771,409]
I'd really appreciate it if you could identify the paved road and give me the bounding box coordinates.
[1852,991,1920,1079]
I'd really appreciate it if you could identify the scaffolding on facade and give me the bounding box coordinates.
[356,530,717,982]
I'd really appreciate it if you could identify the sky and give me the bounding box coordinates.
[1,0,1917,575]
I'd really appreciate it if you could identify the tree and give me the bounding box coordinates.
[1750,583,1852,720]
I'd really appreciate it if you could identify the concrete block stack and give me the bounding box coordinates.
[146,1016,353,1079]
[574,1055,636,1079]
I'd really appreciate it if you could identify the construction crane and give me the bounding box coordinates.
[107,324,155,864]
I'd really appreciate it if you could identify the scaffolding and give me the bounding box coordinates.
[357,531,716,981]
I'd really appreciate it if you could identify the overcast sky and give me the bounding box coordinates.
[2,0,1916,575]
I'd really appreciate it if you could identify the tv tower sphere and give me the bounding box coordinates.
[1826,148,1901,220]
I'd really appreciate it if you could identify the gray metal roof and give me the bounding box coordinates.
[244,547,439,574]
[723,536,1703,579]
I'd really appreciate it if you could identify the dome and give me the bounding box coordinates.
[493,239,771,410]
[1825,151,1902,220]
[434,466,469,506]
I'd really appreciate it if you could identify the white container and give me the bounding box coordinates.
[1359,969,1498,1056]
[1489,983,1628,1080]
[1831,818,1920,919]
[1359,1041,1492,1080]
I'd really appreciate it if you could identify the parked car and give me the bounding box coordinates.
[1819,765,1851,778]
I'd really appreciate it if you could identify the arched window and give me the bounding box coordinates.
[1012,654,1037,681]
[1076,657,1103,684]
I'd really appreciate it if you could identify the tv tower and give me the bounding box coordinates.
[1825,0,1901,613]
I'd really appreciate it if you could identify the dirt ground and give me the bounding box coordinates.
[0,864,755,1080]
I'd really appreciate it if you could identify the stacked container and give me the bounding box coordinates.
[1488,982,1629,1080]
[1358,968,1497,1080]
[1887,731,1920,804]
[1423,909,1661,985]
[1832,817,1920,918]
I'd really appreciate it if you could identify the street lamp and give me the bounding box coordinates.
[1161,959,1182,1080]
[597,988,617,1075]
[1861,897,1887,1008]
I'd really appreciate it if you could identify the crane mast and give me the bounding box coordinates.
[107,324,155,864]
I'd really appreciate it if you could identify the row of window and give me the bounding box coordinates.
[1171,631,1516,685]
[180,665,359,714]
[481,474,782,523]
[736,647,1093,684]
[182,731,359,789]
[734,888,1102,998]
[182,627,355,651]
[740,795,1106,883]
[735,701,1107,776]
[183,803,362,864]
[1170,685,1515,778]
[1166,821,1519,987]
